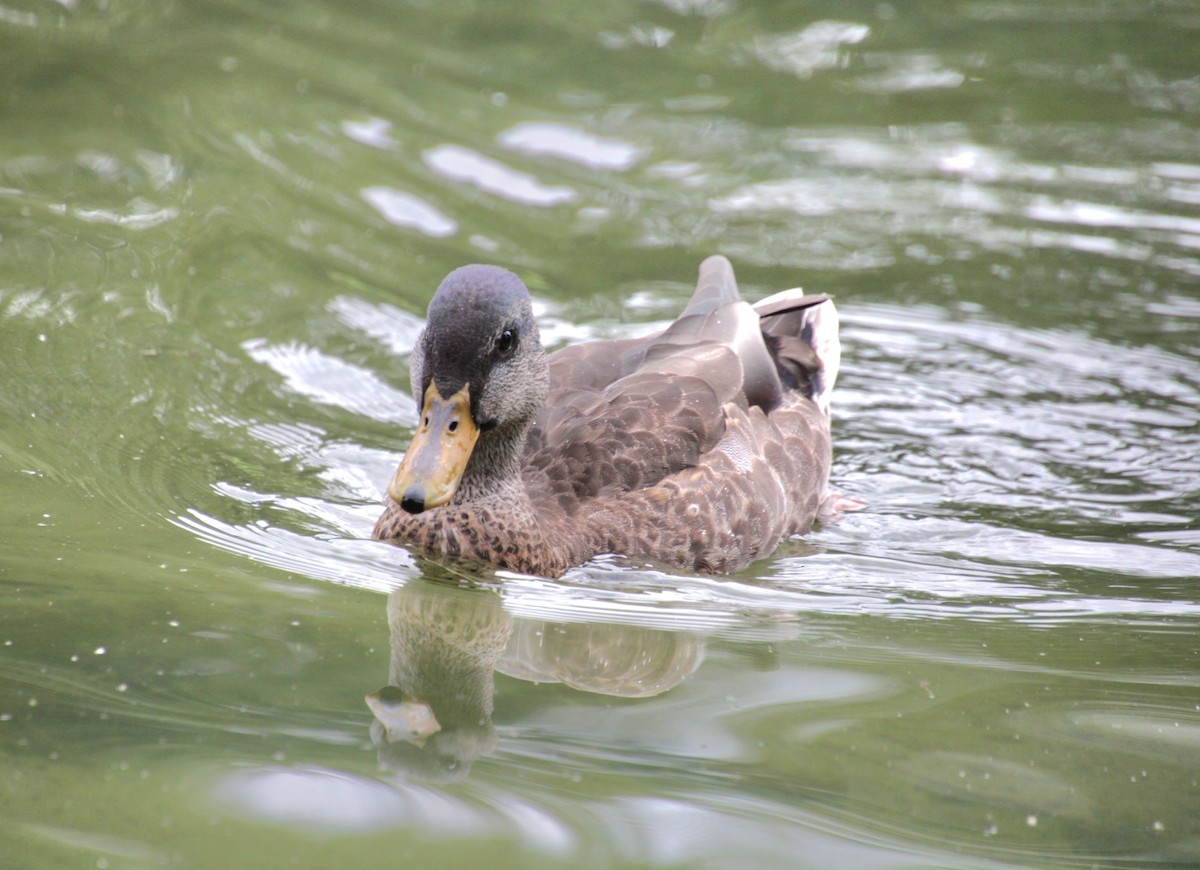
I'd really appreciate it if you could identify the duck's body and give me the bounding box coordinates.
[373,255,839,578]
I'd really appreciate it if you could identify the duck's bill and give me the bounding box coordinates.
[387,384,479,514]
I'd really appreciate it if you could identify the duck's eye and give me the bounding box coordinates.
[496,328,518,358]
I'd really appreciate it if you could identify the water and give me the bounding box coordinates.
[2,1,1199,867]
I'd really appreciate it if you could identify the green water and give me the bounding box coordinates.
[2,1,1199,867]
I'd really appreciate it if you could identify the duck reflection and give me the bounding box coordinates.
[366,573,704,781]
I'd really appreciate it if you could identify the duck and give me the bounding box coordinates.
[372,255,840,578]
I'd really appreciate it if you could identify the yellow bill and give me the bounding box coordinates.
[388,383,479,514]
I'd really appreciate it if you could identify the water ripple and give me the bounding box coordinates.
[424,144,577,207]
[360,187,457,238]
[243,338,416,426]
[498,122,645,171]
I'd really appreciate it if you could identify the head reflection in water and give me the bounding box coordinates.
[367,577,511,783]
[366,575,706,783]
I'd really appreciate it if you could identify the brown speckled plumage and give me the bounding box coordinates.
[373,255,840,578]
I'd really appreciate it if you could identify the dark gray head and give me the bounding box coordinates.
[410,265,548,431]
[389,266,548,513]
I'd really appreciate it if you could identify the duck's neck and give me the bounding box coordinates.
[453,420,529,505]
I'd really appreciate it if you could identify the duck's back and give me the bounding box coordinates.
[522,256,839,573]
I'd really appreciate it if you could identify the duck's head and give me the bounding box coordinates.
[388,265,547,515]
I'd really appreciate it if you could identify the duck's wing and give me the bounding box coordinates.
[526,256,834,506]
[524,366,726,506]
[640,254,781,410]
[541,256,762,400]
[544,335,649,393]
[544,256,836,409]
[542,256,770,397]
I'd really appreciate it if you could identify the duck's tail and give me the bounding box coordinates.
[647,255,839,416]
[754,286,840,417]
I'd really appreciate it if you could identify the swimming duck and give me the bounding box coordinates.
[373,255,840,578]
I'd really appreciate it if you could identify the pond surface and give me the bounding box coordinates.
[2,1,1199,867]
